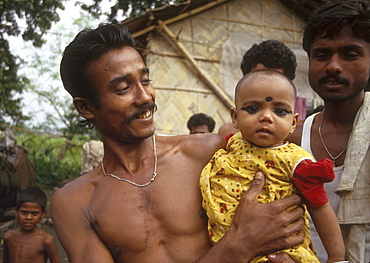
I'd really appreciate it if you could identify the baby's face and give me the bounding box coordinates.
[231,72,298,147]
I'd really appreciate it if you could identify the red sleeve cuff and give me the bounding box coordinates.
[225,133,235,142]
[293,158,335,208]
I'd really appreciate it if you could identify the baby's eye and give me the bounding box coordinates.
[274,107,292,116]
[241,106,259,114]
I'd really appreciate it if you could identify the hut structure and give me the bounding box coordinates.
[121,0,326,135]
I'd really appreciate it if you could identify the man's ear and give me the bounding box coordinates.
[230,107,239,130]
[73,97,95,120]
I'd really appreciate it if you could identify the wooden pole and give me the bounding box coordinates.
[157,20,233,109]
[132,0,231,38]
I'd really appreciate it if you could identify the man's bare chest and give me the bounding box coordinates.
[86,176,207,252]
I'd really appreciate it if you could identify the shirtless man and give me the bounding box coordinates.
[50,23,304,263]
[287,1,370,262]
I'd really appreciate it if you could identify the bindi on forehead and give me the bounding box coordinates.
[265,96,273,102]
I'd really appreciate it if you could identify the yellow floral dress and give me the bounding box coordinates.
[200,132,319,262]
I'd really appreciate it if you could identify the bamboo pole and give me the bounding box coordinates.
[132,0,231,38]
[157,20,233,109]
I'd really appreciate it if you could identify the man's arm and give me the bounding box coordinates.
[309,204,345,262]
[50,186,114,263]
[195,172,305,262]
[218,122,238,140]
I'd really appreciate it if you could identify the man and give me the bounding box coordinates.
[218,39,297,138]
[50,24,304,262]
[288,1,370,262]
[187,113,215,134]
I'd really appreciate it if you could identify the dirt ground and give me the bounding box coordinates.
[0,189,68,262]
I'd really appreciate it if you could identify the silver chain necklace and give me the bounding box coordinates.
[101,135,157,187]
[318,111,347,165]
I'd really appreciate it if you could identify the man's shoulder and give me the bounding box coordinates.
[52,173,97,206]
[157,133,224,160]
[181,133,224,152]
[157,133,224,149]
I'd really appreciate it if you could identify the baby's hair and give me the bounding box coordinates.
[16,187,48,212]
[235,69,297,101]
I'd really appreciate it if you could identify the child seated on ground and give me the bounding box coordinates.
[2,187,61,263]
[200,70,345,262]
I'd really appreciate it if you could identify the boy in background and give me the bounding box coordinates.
[187,113,216,134]
[2,187,60,263]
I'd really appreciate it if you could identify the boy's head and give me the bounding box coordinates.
[240,40,297,80]
[16,187,48,211]
[231,70,298,147]
[187,113,216,134]
[16,187,47,231]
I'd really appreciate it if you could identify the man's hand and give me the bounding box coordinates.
[195,171,305,263]
[224,171,305,260]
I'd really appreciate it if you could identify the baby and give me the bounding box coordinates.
[200,70,345,262]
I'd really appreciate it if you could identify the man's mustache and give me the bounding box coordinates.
[318,74,350,86]
[124,102,157,123]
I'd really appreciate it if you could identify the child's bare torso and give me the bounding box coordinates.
[4,228,49,263]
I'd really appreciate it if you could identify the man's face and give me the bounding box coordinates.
[308,27,370,102]
[231,73,298,147]
[87,46,156,142]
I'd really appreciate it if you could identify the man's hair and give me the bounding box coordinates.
[240,39,297,80]
[187,113,216,132]
[303,0,370,55]
[60,23,136,109]
[16,187,48,212]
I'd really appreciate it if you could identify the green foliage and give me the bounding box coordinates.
[79,0,182,22]
[1,0,64,46]
[0,38,30,126]
[0,0,64,124]
[17,133,93,189]
[23,16,103,141]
